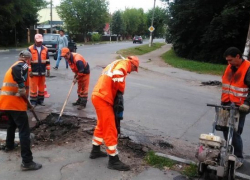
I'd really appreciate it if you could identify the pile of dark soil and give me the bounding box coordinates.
[31,114,95,145]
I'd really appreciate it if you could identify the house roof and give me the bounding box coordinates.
[38,7,62,24]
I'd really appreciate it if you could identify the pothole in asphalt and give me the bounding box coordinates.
[201,80,222,86]
[158,140,174,149]
[30,113,147,157]
[95,65,106,69]
[47,75,56,78]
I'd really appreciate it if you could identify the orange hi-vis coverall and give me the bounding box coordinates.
[0,61,29,111]
[67,53,90,100]
[221,60,250,106]
[92,59,132,156]
[28,45,50,104]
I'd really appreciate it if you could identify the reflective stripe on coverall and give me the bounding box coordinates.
[92,59,132,156]
[0,61,29,111]
[68,53,90,98]
[221,60,250,106]
[28,45,50,102]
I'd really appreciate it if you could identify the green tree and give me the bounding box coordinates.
[0,0,47,46]
[57,0,109,42]
[146,7,167,38]
[111,10,125,40]
[165,0,250,63]
[122,8,147,37]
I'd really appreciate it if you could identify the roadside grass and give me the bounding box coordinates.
[76,41,112,46]
[145,151,198,179]
[117,42,165,58]
[182,163,198,179]
[162,49,226,75]
[145,151,176,169]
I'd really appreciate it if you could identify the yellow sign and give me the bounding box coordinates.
[148,26,155,32]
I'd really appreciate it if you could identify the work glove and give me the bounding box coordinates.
[29,72,34,78]
[18,87,26,97]
[47,70,50,77]
[239,104,250,112]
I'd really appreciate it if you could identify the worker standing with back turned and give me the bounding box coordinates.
[89,56,139,171]
[0,50,42,171]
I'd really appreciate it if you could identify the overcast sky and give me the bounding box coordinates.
[51,0,165,13]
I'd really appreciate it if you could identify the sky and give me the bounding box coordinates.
[51,0,166,13]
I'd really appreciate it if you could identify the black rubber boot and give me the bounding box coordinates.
[21,161,42,171]
[72,96,81,106]
[77,97,87,110]
[89,145,107,159]
[108,155,130,171]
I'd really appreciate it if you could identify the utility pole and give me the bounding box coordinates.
[243,18,250,59]
[149,0,156,47]
[50,0,53,33]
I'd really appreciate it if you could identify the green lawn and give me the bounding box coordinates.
[117,42,166,58]
[162,49,226,75]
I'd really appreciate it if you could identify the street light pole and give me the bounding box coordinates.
[243,17,250,59]
[149,0,156,47]
[50,0,53,33]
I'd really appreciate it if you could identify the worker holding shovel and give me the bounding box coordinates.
[60,47,90,110]
[0,50,42,171]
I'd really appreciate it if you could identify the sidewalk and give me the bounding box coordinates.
[138,44,221,82]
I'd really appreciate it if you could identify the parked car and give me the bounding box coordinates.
[133,36,143,44]
[42,34,77,53]
[42,34,59,53]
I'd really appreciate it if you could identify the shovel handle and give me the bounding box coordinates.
[22,95,40,122]
[58,81,75,120]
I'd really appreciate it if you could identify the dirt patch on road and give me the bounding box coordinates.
[30,114,147,177]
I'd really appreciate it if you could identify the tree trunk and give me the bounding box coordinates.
[243,18,250,59]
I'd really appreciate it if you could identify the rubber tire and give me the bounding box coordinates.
[227,161,235,180]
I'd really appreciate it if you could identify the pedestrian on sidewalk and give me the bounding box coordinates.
[54,30,68,70]
[28,34,50,106]
[0,50,42,171]
[60,48,90,109]
[221,47,250,169]
[89,56,139,171]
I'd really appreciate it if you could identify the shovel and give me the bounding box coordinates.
[22,96,41,127]
[55,81,75,124]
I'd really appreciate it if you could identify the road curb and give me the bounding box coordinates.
[155,152,196,165]
[0,48,25,53]
[156,152,250,180]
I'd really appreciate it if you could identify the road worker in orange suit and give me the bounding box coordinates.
[60,47,90,109]
[90,56,139,171]
[28,34,50,106]
[0,50,42,171]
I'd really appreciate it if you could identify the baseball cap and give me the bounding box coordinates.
[35,34,43,42]
[128,56,139,72]
[19,50,32,58]
[61,47,70,57]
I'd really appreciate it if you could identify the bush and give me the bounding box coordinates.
[91,33,102,42]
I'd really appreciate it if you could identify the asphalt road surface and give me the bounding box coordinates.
[0,39,249,177]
